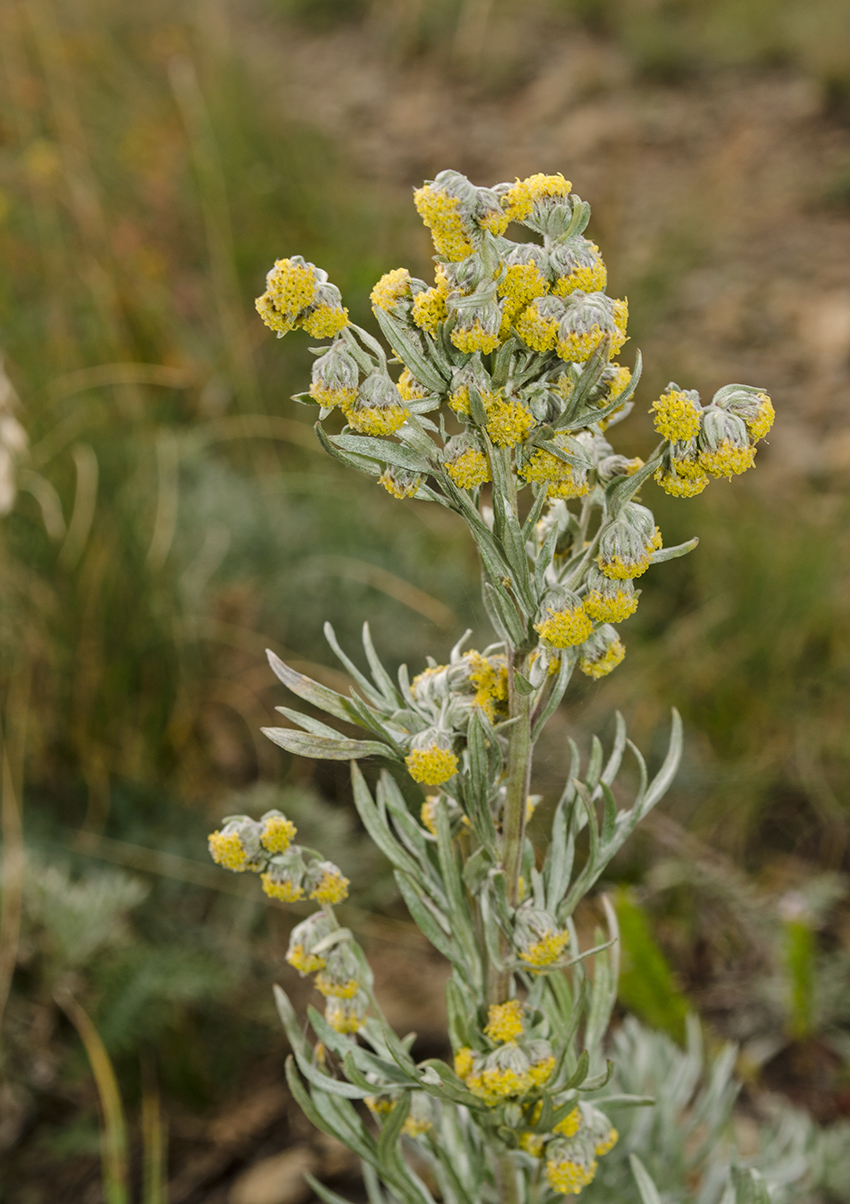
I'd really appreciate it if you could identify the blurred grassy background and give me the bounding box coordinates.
[1,0,850,1199]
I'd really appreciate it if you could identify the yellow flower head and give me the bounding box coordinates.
[397,368,430,401]
[208,829,249,872]
[501,173,572,223]
[446,446,491,489]
[260,873,304,902]
[545,1153,597,1195]
[535,592,593,649]
[549,237,607,297]
[370,267,412,312]
[421,797,439,837]
[260,813,297,853]
[651,386,702,443]
[748,392,774,439]
[378,466,422,500]
[712,383,774,440]
[412,286,449,333]
[520,438,589,499]
[515,296,564,353]
[556,291,628,363]
[583,571,638,624]
[466,650,508,719]
[309,341,359,410]
[325,993,367,1034]
[451,320,502,355]
[286,942,324,974]
[414,170,507,259]
[595,1127,618,1156]
[580,632,626,680]
[255,256,319,335]
[699,439,757,479]
[485,396,536,447]
[315,971,359,999]
[485,999,525,1044]
[308,861,350,905]
[347,371,410,436]
[521,930,571,967]
[519,1131,545,1157]
[406,743,459,786]
[302,298,349,339]
[554,1107,581,1138]
[515,905,571,969]
[454,1046,475,1080]
[654,447,710,497]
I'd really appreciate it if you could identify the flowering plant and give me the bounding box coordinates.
[208,171,774,1203]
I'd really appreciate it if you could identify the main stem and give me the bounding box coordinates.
[491,646,534,1004]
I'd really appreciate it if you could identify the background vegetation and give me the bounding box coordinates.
[1,0,849,1200]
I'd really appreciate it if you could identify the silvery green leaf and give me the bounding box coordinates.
[562,1049,590,1089]
[482,580,527,646]
[586,734,604,792]
[732,1168,771,1204]
[416,1059,487,1109]
[324,622,387,707]
[315,422,382,475]
[582,1060,614,1091]
[513,670,536,696]
[394,872,462,972]
[462,846,492,895]
[330,433,433,473]
[351,764,434,886]
[630,1155,665,1204]
[372,307,449,393]
[584,899,619,1056]
[376,1095,411,1167]
[285,1057,340,1143]
[520,483,550,540]
[274,984,315,1061]
[639,708,683,817]
[292,1047,372,1099]
[262,727,390,761]
[599,712,628,790]
[445,977,475,1050]
[274,707,349,740]
[531,652,576,741]
[562,348,642,432]
[266,648,360,726]
[589,1093,655,1108]
[304,1173,358,1204]
[650,537,699,564]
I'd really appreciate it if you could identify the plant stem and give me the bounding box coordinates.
[498,1151,521,1204]
[491,647,534,1003]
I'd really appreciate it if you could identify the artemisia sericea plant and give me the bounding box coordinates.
[207,172,775,1204]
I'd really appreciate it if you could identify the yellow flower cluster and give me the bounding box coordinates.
[208,830,249,871]
[651,389,702,443]
[397,368,429,401]
[545,1156,597,1195]
[698,440,757,478]
[598,527,663,580]
[519,928,571,968]
[502,173,572,223]
[378,469,420,499]
[405,745,459,786]
[446,447,491,489]
[520,448,588,499]
[580,636,625,679]
[261,814,297,853]
[534,604,593,649]
[515,301,559,353]
[451,320,501,355]
[348,405,410,437]
[484,999,525,1044]
[654,456,709,497]
[467,650,509,718]
[287,943,325,975]
[315,971,360,999]
[310,866,350,905]
[412,286,448,333]
[260,873,304,902]
[485,397,536,447]
[370,267,411,311]
[256,257,348,338]
[583,586,638,624]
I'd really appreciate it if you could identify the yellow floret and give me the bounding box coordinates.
[554,1107,581,1138]
[557,325,626,363]
[545,1157,597,1195]
[502,173,572,222]
[365,1096,394,1116]
[520,449,588,499]
[479,208,510,237]
[552,253,607,298]
[583,588,638,624]
[348,405,410,436]
[485,1000,525,1044]
[613,297,628,332]
[286,943,325,974]
[402,1115,433,1138]
[261,815,297,853]
[260,873,304,902]
[747,393,774,439]
[302,304,349,338]
[699,440,757,478]
[255,258,318,334]
[529,1056,556,1087]
[420,797,439,837]
[412,286,448,333]
[451,322,501,355]
[597,550,652,580]
[310,867,350,905]
[520,929,570,968]
[651,389,702,442]
[370,268,411,311]
[447,448,491,489]
[534,605,593,649]
[448,385,471,415]
[485,398,536,447]
[325,999,363,1034]
[479,1065,534,1098]
[406,746,459,786]
[454,1047,475,1080]
[208,830,248,872]
[498,262,549,307]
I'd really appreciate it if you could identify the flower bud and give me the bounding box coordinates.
[208,815,265,872]
[261,848,306,902]
[286,911,336,975]
[346,371,410,436]
[535,588,593,649]
[370,267,414,314]
[549,236,607,297]
[255,255,324,336]
[525,1038,556,1086]
[556,292,626,363]
[301,281,349,339]
[597,504,662,579]
[650,384,702,443]
[305,859,350,905]
[513,904,570,969]
[583,567,638,623]
[497,243,550,336]
[470,1042,534,1100]
[712,383,774,440]
[578,625,626,679]
[402,1092,434,1138]
[448,289,503,355]
[314,941,361,998]
[405,729,459,786]
[581,1104,618,1156]
[484,394,536,447]
[325,989,369,1034]
[447,357,492,416]
[544,1134,598,1194]
[499,173,574,238]
[397,368,431,402]
[698,406,756,478]
[308,341,360,411]
[485,998,525,1044]
[378,465,423,499]
[653,440,709,497]
[414,170,508,260]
